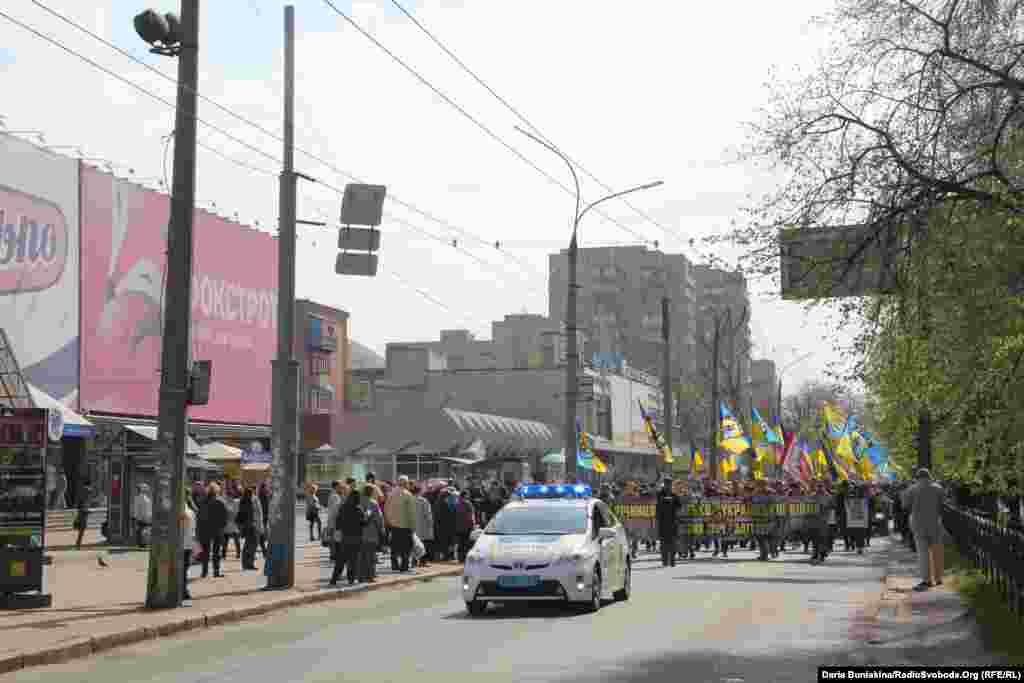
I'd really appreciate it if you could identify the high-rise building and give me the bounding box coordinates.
[749,359,778,422]
[692,265,752,411]
[547,245,698,384]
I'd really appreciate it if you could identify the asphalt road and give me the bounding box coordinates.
[2,539,991,683]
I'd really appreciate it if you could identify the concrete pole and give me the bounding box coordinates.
[661,296,672,478]
[709,318,720,481]
[145,0,199,610]
[266,4,300,590]
[564,233,579,482]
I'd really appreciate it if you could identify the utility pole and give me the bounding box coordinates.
[661,296,672,478]
[266,4,300,590]
[142,0,199,610]
[709,319,721,481]
[564,233,579,483]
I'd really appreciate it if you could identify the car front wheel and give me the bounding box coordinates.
[581,567,602,613]
[466,600,486,617]
[613,561,631,602]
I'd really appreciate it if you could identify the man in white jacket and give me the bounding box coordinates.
[412,484,435,568]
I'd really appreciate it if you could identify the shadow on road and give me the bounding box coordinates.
[442,603,590,621]
[674,574,848,585]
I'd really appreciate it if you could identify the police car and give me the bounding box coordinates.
[461,483,631,616]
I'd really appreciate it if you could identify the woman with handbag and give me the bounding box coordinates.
[330,489,366,586]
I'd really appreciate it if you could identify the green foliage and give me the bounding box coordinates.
[860,133,1024,493]
[945,544,1024,665]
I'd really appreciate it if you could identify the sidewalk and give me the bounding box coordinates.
[0,529,463,675]
[839,535,1009,666]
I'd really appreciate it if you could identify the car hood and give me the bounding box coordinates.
[474,534,588,562]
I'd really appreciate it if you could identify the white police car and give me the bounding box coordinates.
[461,483,631,616]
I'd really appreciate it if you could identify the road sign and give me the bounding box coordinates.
[338,227,381,252]
[340,184,386,227]
[336,252,378,277]
[780,224,900,300]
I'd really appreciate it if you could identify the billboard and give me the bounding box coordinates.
[0,135,80,407]
[80,168,278,424]
[779,225,901,300]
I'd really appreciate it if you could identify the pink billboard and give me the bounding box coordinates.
[80,168,277,424]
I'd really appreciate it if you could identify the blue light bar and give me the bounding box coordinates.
[517,483,592,499]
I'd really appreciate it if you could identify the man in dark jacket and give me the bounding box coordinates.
[656,478,681,567]
[197,483,229,578]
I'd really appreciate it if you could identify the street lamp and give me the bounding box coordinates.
[134,2,199,610]
[514,126,663,483]
[776,350,815,424]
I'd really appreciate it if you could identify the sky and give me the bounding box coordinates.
[1,0,859,397]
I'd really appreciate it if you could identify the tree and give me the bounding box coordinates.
[719,0,1024,489]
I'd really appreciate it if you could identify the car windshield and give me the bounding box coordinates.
[485,506,588,535]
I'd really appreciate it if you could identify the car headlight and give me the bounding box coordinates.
[555,551,593,566]
[874,513,885,520]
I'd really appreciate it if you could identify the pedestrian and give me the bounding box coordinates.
[903,468,946,591]
[384,475,417,572]
[180,490,195,601]
[306,483,322,542]
[197,482,229,578]
[325,480,344,561]
[73,483,92,550]
[258,481,271,557]
[330,489,366,586]
[434,487,459,561]
[132,483,153,548]
[455,489,477,562]
[359,484,384,582]
[412,484,434,568]
[222,487,241,560]
[236,486,263,571]
[655,477,681,567]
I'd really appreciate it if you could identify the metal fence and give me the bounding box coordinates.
[941,503,1024,621]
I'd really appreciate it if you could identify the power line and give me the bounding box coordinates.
[292,223,493,336]
[2,7,281,168]
[320,0,650,244]
[387,0,688,250]
[17,0,544,280]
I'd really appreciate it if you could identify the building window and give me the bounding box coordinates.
[309,388,333,413]
[310,356,330,375]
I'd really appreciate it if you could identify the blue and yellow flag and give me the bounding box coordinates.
[690,445,704,475]
[719,402,751,455]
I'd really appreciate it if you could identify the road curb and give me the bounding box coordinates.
[0,565,463,675]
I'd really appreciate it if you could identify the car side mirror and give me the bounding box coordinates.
[469,528,482,543]
[599,527,616,541]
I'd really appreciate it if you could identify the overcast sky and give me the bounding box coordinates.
[2,0,859,396]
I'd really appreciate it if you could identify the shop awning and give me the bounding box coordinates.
[125,424,202,455]
[438,456,479,466]
[27,384,94,438]
[335,406,558,457]
[201,441,242,461]
[186,455,222,472]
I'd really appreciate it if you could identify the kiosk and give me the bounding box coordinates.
[0,407,54,608]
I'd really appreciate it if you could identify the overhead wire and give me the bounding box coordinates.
[185,132,545,299]
[319,0,650,244]
[386,0,688,250]
[22,0,545,281]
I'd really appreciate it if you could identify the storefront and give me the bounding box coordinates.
[88,417,204,544]
[27,384,95,510]
[335,406,557,484]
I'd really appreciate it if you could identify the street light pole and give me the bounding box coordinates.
[266,4,300,590]
[513,126,662,485]
[138,0,199,610]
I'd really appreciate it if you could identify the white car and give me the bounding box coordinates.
[461,483,631,616]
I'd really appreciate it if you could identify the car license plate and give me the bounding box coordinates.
[497,575,540,588]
